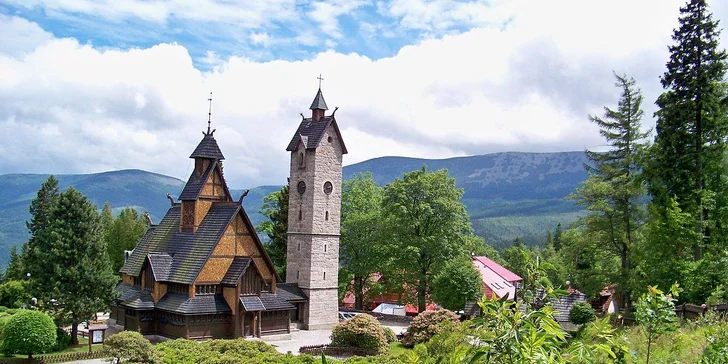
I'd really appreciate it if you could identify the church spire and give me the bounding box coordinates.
[310,75,328,121]
[206,91,213,135]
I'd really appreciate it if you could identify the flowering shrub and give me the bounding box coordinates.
[400,309,459,347]
[382,326,397,343]
[330,314,388,353]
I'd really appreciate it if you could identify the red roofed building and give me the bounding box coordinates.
[472,256,523,301]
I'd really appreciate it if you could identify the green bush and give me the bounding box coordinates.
[0,281,30,309]
[5,309,18,315]
[330,314,388,353]
[382,326,397,343]
[104,331,158,364]
[0,306,8,312]
[53,327,71,351]
[569,302,597,325]
[1,309,56,358]
[155,338,315,364]
[401,309,459,347]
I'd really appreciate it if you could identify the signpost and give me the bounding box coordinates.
[88,324,107,353]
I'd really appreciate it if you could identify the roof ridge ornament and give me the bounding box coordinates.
[206,92,213,136]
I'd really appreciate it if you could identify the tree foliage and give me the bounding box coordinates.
[635,284,681,364]
[1,310,56,359]
[24,175,60,301]
[340,173,386,310]
[431,257,482,311]
[0,280,30,308]
[570,73,648,313]
[648,0,728,263]
[105,206,148,274]
[401,309,460,348]
[382,167,480,312]
[257,185,289,280]
[35,187,118,344]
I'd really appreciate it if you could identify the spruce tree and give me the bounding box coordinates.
[24,176,60,301]
[4,246,26,282]
[40,187,117,344]
[105,207,147,273]
[649,0,728,259]
[571,73,648,313]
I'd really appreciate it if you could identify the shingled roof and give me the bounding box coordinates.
[148,253,172,281]
[277,283,307,302]
[260,293,295,310]
[117,283,154,310]
[285,116,348,154]
[221,257,252,286]
[118,203,239,284]
[240,296,265,312]
[190,133,225,160]
[178,161,216,201]
[156,292,231,314]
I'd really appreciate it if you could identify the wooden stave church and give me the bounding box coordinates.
[109,107,317,340]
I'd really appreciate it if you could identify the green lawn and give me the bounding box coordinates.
[389,342,411,356]
[2,336,104,361]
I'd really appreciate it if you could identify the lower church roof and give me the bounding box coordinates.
[117,283,154,310]
[156,292,232,315]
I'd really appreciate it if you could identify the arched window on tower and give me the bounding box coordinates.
[299,152,305,168]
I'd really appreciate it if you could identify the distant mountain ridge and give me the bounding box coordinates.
[0,151,589,269]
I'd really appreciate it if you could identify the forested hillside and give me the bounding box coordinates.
[0,151,588,268]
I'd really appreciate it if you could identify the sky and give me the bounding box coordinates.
[0,0,726,189]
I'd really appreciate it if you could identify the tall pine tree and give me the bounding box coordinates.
[105,207,147,274]
[571,73,648,313]
[24,176,60,300]
[648,0,728,259]
[38,187,117,344]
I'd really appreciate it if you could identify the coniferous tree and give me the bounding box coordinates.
[105,207,147,274]
[571,73,648,313]
[24,176,60,301]
[4,246,26,282]
[257,185,289,280]
[648,0,728,259]
[39,187,117,344]
[553,223,563,251]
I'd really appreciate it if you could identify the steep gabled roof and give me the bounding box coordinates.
[120,208,179,276]
[190,133,225,160]
[147,253,173,281]
[221,257,252,286]
[473,256,522,282]
[285,116,348,154]
[178,161,215,201]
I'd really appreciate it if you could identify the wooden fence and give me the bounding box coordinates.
[299,344,378,357]
[0,351,108,364]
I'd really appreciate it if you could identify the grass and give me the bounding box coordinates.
[389,342,411,356]
[2,336,104,361]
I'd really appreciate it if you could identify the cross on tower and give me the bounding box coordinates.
[317,74,324,89]
[207,92,213,135]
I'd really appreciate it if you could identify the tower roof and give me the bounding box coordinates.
[309,88,328,110]
[189,133,225,160]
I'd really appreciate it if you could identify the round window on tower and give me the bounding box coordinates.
[328,136,333,143]
[323,181,333,195]
[297,181,306,195]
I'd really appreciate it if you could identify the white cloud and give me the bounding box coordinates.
[250,32,272,47]
[0,14,54,57]
[0,0,726,190]
[307,0,370,39]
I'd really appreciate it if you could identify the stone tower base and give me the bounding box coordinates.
[301,287,339,330]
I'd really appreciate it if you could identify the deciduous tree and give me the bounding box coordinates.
[257,185,289,280]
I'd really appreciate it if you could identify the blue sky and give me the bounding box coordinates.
[0,0,726,187]
[0,0,506,69]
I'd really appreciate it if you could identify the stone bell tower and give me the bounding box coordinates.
[285,83,347,330]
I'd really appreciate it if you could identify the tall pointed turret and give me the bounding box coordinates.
[310,88,328,121]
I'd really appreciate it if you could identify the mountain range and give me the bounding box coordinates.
[0,151,589,269]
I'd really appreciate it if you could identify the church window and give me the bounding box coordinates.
[324,244,327,252]
[297,271,300,280]
[195,284,220,295]
[325,211,329,221]
[298,209,302,221]
[299,152,305,167]
[297,181,306,195]
[328,136,333,143]
[323,181,333,195]
[323,272,326,280]
[297,243,300,252]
